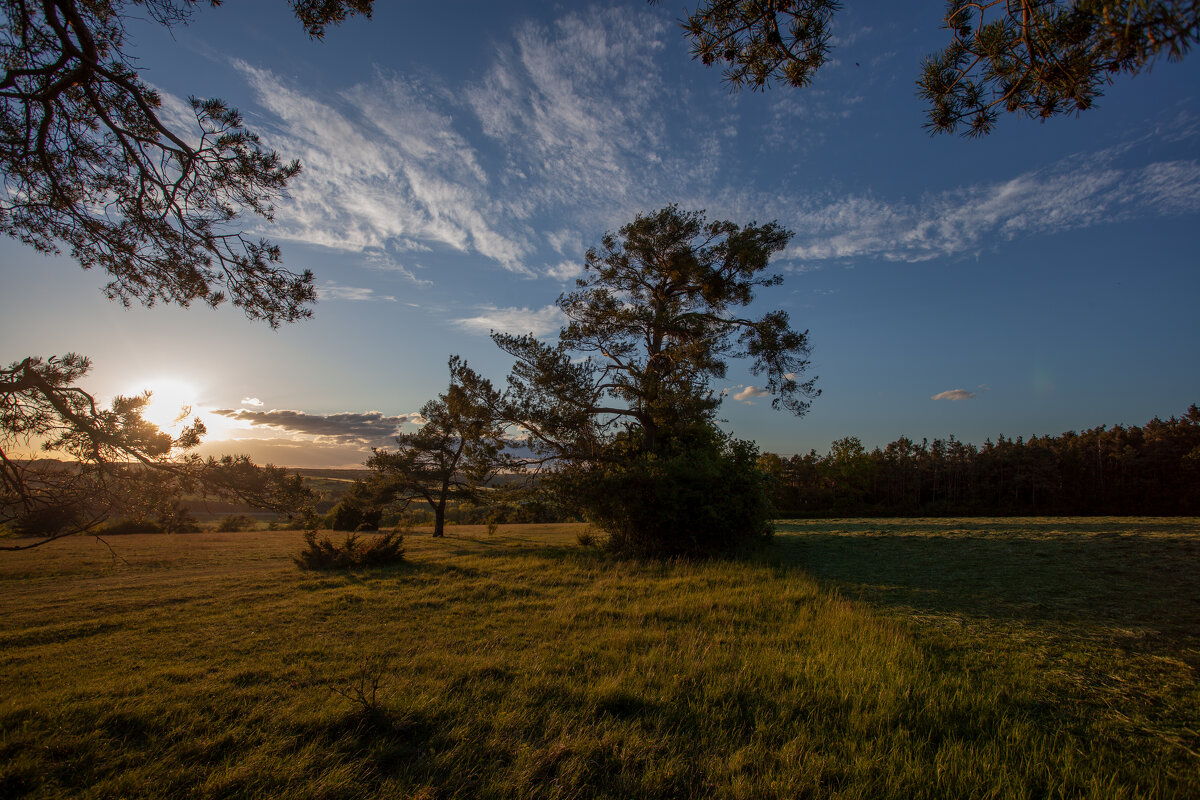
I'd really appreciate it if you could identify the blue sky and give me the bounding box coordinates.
[2,1,1198,467]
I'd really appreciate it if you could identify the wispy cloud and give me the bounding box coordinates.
[362,249,433,287]
[787,155,1200,263]
[227,8,1198,284]
[466,8,668,222]
[545,260,584,282]
[454,305,566,338]
[234,60,531,272]
[318,281,396,302]
[212,408,420,445]
[932,389,976,401]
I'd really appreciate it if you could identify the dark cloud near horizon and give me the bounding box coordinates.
[213,408,418,445]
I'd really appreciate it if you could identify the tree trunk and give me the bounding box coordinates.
[433,503,446,537]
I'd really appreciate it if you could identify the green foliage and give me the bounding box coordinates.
[920,0,1200,136]
[673,0,841,90]
[767,405,1200,516]
[293,529,405,570]
[494,206,814,556]
[325,482,382,532]
[566,427,774,557]
[96,518,165,535]
[8,504,88,538]
[155,504,200,534]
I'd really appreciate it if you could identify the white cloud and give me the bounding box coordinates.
[224,10,1197,286]
[932,389,976,401]
[362,250,433,287]
[546,228,583,255]
[465,8,669,222]
[234,60,532,272]
[545,260,584,282]
[318,281,396,302]
[786,155,1200,263]
[454,305,566,338]
[733,385,770,402]
[241,397,264,407]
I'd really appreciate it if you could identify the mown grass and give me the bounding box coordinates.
[1,519,1197,798]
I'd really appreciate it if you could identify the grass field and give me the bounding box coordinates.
[1,519,1197,798]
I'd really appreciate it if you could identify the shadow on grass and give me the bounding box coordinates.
[294,559,484,587]
[772,530,1200,646]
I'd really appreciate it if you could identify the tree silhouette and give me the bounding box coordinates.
[661,1,1199,136]
[366,358,512,538]
[0,0,373,324]
[494,206,818,554]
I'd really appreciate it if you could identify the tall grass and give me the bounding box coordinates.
[0,519,1196,798]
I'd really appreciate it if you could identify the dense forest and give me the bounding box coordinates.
[763,406,1200,517]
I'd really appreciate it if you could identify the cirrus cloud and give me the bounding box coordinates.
[454,305,566,338]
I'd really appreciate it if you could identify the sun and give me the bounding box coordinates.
[133,378,199,433]
[128,378,251,443]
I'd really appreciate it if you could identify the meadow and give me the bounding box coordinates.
[1,518,1197,799]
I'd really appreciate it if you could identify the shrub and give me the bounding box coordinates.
[98,518,164,535]
[215,514,256,532]
[564,429,773,558]
[294,530,405,570]
[10,505,89,537]
[325,482,383,531]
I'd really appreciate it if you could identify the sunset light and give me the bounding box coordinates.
[2,1,1198,796]
[133,378,197,432]
[129,378,248,442]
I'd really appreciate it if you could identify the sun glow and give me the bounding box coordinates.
[128,378,248,442]
[134,379,197,432]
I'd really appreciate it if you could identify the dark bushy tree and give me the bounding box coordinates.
[561,425,774,556]
[326,480,382,531]
[494,206,818,556]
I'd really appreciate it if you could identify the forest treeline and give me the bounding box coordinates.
[762,406,1200,517]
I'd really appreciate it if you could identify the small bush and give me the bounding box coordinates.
[576,529,598,547]
[215,514,256,532]
[98,518,164,535]
[10,505,88,537]
[294,530,405,570]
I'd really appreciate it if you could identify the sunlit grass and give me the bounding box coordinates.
[1,519,1196,798]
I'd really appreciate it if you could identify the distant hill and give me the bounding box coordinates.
[284,467,373,482]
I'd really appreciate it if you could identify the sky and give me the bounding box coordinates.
[2,0,1198,468]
